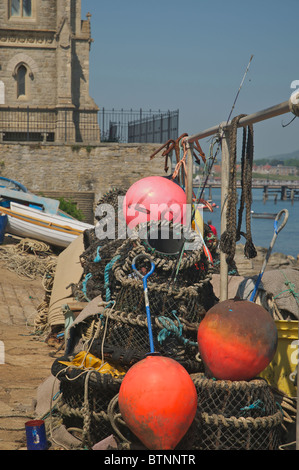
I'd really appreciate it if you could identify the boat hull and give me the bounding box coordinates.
[1,202,94,248]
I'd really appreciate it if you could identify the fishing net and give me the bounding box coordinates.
[86,220,217,372]
[51,353,126,449]
[71,186,128,302]
[190,373,283,450]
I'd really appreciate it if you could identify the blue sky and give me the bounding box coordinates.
[83,0,299,159]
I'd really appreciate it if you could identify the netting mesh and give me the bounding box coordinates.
[72,186,128,302]
[51,356,124,448]
[85,220,217,372]
[191,373,283,450]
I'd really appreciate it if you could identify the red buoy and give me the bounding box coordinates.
[197,299,278,381]
[118,355,197,450]
[123,176,186,229]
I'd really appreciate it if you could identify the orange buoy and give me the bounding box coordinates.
[123,176,186,229]
[118,355,197,450]
[197,299,278,381]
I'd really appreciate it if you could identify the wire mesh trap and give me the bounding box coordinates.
[72,187,128,302]
[190,373,284,450]
[51,354,125,449]
[84,220,217,372]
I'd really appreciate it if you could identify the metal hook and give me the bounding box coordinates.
[250,208,289,302]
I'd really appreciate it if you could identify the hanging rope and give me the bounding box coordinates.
[171,136,188,183]
[220,115,257,263]
[236,120,257,259]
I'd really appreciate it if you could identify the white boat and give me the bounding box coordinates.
[0,202,94,248]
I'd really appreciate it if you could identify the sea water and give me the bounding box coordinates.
[197,187,299,259]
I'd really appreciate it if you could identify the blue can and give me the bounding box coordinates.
[25,419,48,450]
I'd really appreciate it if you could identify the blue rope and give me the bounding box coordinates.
[104,255,120,303]
[157,310,198,347]
[240,399,265,414]
[94,246,101,263]
[82,273,92,301]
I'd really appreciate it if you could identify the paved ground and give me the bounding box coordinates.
[0,262,55,450]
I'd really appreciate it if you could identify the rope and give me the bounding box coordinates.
[0,239,56,280]
[237,121,257,259]
[93,246,101,263]
[82,273,92,301]
[171,136,188,183]
[104,255,120,303]
[219,115,257,262]
[273,270,299,308]
[157,311,198,347]
[199,409,283,430]
[240,399,265,414]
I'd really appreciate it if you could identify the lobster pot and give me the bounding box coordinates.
[75,233,125,302]
[114,275,211,323]
[191,373,283,450]
[51,355,124,449]
[89,220,217,372]
[112,220,211,285]
[110,220,216,314]
[72,186,129,302]
[89,306,202,373]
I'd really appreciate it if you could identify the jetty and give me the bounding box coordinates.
[193,181,299,201]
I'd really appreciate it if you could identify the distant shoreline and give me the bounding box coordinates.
[193,179,299,188]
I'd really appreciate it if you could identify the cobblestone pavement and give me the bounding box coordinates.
[0,262,54,450]
[0,275,44,326]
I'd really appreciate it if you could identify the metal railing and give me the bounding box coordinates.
[100,108,179,143]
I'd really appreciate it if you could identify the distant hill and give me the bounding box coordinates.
[255,149,299,163]
[254,149,299,167]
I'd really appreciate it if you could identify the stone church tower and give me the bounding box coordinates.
[0,0,100,142]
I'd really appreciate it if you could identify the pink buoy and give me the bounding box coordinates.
[123,176,186,229]
[118,355,197,450]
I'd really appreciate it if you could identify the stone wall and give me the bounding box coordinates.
[0,142,169,219]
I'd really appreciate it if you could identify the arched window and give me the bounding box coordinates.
[17,65,27,97]
[11,0,32,18]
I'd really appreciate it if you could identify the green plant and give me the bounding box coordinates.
[58,197,85,221]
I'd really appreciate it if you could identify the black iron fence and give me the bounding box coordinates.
[100,108,179,143]
[0,106,179,144]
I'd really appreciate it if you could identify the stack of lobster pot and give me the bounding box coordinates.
[89,219,218,373]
